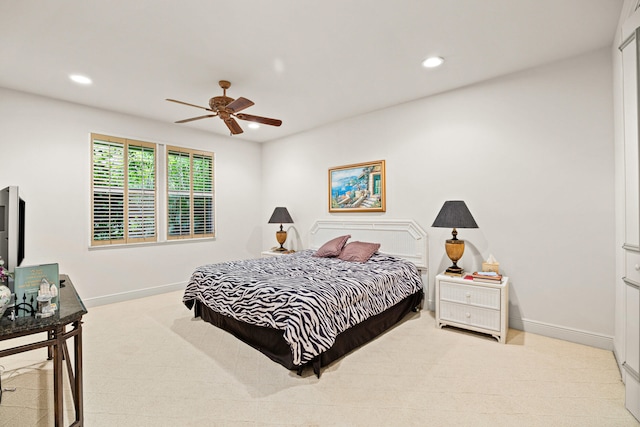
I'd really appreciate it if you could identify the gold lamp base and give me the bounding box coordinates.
[274,228,288,251]
[444,231,465,276]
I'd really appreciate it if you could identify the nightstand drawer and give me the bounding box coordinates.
[439,301,501,331]
[439,281,500,310]
[625,250,640,285]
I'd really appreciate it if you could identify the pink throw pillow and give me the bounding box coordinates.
[337,241,381,263]
[313,235,351,257]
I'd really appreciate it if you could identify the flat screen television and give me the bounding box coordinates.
[0,186,25,273]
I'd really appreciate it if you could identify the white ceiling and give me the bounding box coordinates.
[0,0,623,143]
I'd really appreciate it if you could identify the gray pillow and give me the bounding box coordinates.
[337,241,381,263]
[313,235,351,257]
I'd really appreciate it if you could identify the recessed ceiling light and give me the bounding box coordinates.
[422,56,444,68]
[248,123,260,129]
[69,74,92,85]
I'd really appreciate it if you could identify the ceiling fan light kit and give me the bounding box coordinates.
[167,80,282,135]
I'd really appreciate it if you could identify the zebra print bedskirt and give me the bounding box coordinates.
[183,250,423,366]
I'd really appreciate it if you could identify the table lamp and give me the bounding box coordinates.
[431,200,478,276]
[268,207,294,251]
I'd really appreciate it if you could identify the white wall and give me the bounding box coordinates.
[0,48,616,348]
[262,48,616,348]
[0,87,263,306]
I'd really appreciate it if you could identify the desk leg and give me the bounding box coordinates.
[58,322,84,426]
[48,330,54,360]
[74,320,83,425]
[53,326,64,427]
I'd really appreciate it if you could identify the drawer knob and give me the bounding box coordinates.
[635,264,640,271]
[466,312,471,318]
[465,292,471,298]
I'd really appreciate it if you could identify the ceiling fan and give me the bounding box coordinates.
[166,80,282,135]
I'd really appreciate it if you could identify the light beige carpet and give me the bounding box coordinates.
[0,290,637,426]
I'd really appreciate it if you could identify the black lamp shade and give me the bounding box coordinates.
[268,207,294,224]
[431,201,478,229]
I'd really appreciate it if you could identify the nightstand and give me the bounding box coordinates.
[435,273,509,343]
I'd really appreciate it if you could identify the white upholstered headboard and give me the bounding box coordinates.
[309,219,428,270]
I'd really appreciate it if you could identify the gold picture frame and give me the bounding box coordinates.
[328,160,386,212]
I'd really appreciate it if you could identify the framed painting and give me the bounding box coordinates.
[328,160,386,212]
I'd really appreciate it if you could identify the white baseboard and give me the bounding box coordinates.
[508,316,614,351]
[82,281,187,308]
[425,295,613,350]
[426,296,435,312]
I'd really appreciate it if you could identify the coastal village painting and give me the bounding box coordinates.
[329,160,385,212]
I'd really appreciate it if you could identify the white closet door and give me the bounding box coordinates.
[621,27,640,421]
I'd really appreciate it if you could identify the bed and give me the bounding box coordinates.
[183,219,428,377]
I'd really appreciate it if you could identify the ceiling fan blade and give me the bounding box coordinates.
[235,113,282,127]
[175,114,217,124]
[166,98,214,112]
[226,97,254,113]
[224,117,244,134]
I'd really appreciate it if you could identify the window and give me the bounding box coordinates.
[91,134,214,246]
[91,134,156,245]
[91,134,156,246]
[167,146,215,239]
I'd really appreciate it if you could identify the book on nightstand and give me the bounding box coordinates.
[444,271,464,277]
[468,272,503,284]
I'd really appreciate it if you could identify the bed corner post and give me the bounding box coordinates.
[312,356,322,378]
[193,301,201,318]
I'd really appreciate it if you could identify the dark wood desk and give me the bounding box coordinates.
[0,274,87,426]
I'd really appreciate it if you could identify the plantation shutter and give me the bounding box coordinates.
[193,154,214,236]
[92,138,125,244]
[127,144,156,242]
[167,147,214,239]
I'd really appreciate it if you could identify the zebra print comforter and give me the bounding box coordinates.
[183,250,423,366]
